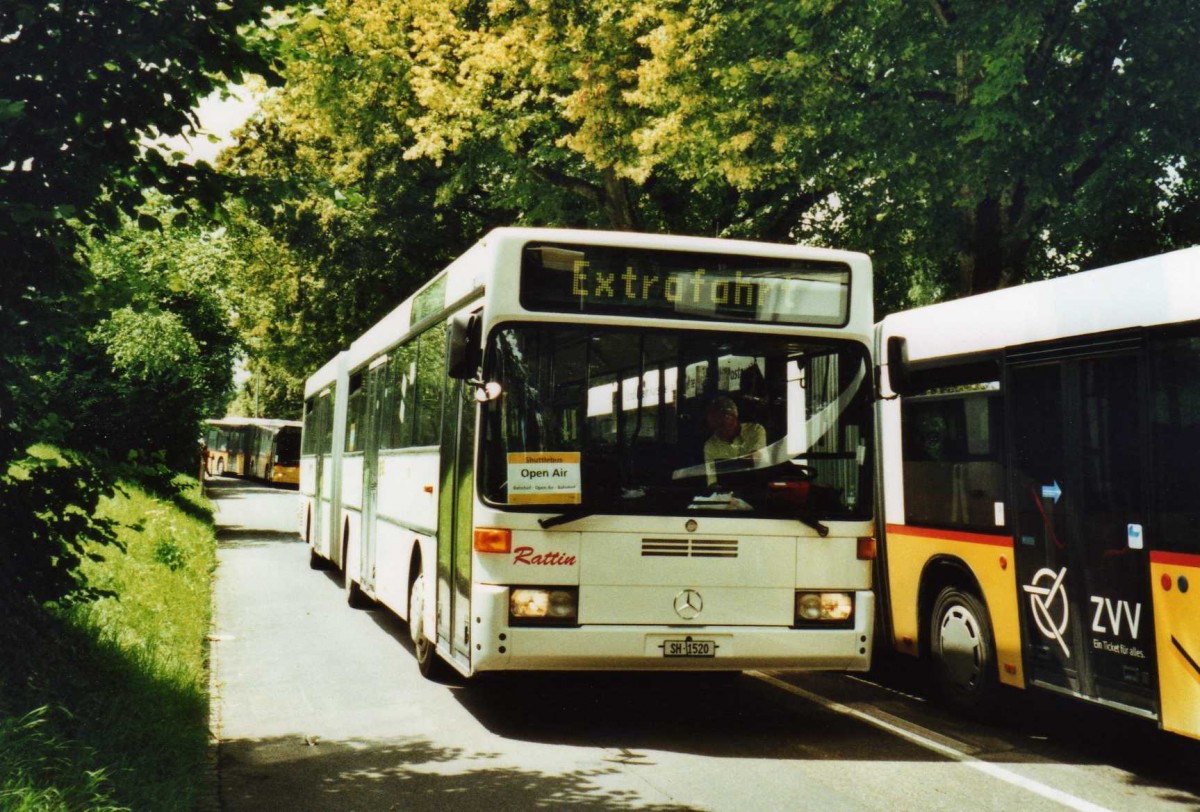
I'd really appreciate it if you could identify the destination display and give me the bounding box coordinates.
[506,451,582,505]
[520,242,850,326]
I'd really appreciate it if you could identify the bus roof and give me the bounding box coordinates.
[480,226,870,264]
[879,246,1200,363]
[303,351,347,399]
[336,227,873,376]
[207,417,302,430]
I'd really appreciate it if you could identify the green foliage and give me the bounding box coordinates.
[1,468,217,811]
[220,0,743,369]
[0,449,121,608]
[1,0,276,651]
[0,707,123,812]
[225,0,1200,358]
[1,0,277,470]
[153,539,189,572]
[95,308,201,381]
[42,201,242,470]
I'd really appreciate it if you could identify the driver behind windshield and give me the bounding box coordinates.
[703,396,767,487]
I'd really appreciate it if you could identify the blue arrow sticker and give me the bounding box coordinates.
[1041,481,1062,504]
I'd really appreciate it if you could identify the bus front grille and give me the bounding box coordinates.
[641,539,738,558]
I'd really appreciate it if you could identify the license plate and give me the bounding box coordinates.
[663,639,716,658]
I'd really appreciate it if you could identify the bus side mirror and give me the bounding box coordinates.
[447,312,482,379]
[886,336,913,397]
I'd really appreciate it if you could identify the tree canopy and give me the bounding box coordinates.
[227,0,1200,384]
[6,0,1200,454]
[1,0,275,464]
[1,0,275,607]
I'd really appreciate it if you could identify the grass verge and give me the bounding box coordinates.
[1,465,217,811]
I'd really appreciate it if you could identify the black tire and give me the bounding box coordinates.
[343,537,371,608]
[929,586,999,717]
[409,569,452,680]
[308,545,327,570]
[345,574,371,608]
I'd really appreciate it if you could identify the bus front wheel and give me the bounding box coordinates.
[929,586,998,717]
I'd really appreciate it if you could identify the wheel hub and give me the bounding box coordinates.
[939,605,982,689]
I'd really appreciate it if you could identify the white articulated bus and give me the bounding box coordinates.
[302,227,877,679]
[875,246,1200,740]
[300,353,349,569]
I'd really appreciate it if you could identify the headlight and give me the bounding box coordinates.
[795,591,854,624]
[510,587,578,622]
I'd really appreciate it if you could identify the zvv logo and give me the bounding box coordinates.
[1090,596,1142,638]
[1023,567,1071,658]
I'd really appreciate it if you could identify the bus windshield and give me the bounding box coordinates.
[480,324,872,521]
[275,426,302,466]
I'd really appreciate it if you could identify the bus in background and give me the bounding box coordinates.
[204,417,303,487]
[875,246,1200,740]
[303,227,877,680]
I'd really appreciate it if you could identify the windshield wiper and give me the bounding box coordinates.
[798,514,830,537]
[538,509,597,529]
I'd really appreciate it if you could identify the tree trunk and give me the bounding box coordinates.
[957,187,1032,297]
[600,168,637,231]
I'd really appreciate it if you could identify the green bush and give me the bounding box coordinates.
[0,448,121,608]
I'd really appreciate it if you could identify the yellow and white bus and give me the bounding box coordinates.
[205,417,302,486]
[302,227,877,679]
[875,246,1200,740]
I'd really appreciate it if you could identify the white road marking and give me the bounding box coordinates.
[750,671,1113,812]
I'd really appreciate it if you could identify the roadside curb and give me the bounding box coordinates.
[196,621,223,812]
[197,483,223,812]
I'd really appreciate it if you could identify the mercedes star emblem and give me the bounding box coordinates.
[674,589,703,620]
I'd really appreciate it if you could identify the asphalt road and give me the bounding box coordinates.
[208,478,1200,811]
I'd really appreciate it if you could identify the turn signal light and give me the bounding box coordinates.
[856,536,876,560]
[474,527,512,553]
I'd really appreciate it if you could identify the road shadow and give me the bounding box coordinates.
[219,735,696,811]
[216,528,303,548]
[207,476,301,548]
[290,540,1200,803]
[335,575,1200,798]
[451,669,939,764]
[204,477,295,500]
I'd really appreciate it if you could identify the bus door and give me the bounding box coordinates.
[436,377,475,669]
[360,358,388,593]
[1008,343,1158,718]
[315,391,334,557]
[311,395,326,549]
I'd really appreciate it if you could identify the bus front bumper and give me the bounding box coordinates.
[469,588,874,674]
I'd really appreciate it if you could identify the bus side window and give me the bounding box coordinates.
[414,325,446,446]
[346,373,364,453]
[1150,335,1200,553]
[389,340,418,449]
[303,398,316,454]
[320,392,334,455]
[901,388,1004,531]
